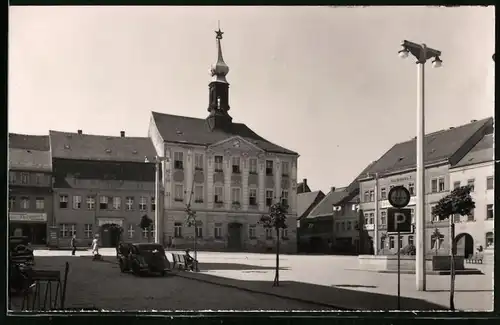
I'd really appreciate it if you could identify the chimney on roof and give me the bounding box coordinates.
[77,130,82,135]
[120,131,125,137]
[331,186,336,192]
[471,119,478,123]
[302,179,307,192]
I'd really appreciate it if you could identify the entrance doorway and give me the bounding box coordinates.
[100,223,123,248]
[10,223,47,245]
[227,223,242,251]
[455,233,474,257]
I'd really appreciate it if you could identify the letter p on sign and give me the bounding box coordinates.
[387,208,412,233]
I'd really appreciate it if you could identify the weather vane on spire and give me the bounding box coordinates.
[215,20,223,40]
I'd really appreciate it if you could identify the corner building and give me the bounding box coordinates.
[148,28,299,253]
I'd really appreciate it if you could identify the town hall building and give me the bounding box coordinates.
[148,28,299,253]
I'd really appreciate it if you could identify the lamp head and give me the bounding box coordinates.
[144,156,150,163]
[398,47,409,59]
[432,56,442,68]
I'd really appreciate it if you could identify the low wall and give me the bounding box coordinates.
[358,255,465,271]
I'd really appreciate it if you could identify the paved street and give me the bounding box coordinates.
[11,250,327,311]
[29,249,494,311]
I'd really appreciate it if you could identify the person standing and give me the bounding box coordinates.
[71,235,77,256]
[171,236,176,249]
[92,234,99,256]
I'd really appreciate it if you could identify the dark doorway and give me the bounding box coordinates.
[455,233,474,257]
[309,237,324,253]
[10,223,47,245]
[100,224,123,248]
[227,223,242,251]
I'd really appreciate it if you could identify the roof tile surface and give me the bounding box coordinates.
[453,133,493,168]
[9,133,50,151]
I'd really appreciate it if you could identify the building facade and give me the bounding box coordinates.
[148,28,299,253]
[50,130,159,248]
[358,118,493,255]
[448,133,494,258]
[8,134,53,246]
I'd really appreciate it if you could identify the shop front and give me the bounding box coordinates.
[9,212,48,245]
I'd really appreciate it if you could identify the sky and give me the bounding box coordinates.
[9,6,495,194]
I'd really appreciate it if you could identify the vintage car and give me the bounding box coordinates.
[9,236,34,266]
[117,243,170,276]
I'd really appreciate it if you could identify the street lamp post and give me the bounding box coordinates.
[398,40,442,292]
[145,156,164,245]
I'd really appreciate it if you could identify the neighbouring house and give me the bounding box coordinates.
[297,178,311,194]
[296,189,325,252]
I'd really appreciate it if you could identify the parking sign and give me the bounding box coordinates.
[387,208,412,233]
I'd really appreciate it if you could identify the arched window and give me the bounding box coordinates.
[485,232,494,248]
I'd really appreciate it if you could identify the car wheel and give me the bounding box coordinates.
[132,264,140,276]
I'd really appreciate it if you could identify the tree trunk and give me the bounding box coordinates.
[449,217,455,311]
[193,222,198,272]
[273,228,280,287]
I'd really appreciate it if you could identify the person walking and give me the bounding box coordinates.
[70,234,77,256]
[91,234,100,256]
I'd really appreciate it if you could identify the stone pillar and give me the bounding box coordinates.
[224,151,231,210]
[258,156,265,211]
[206,151,214,209]
[242,154,249,211]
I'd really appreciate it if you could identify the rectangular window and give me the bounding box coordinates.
[380,210,387,225]
[281,189,289,207]
[21,173,29,184]
[142,227,150,239]
[408,235,414,246]
[214,156,223,172]
[467,209,475,222]
[467,179,475,192]
[125,196,134,210]
[87,196,96,210]
[431,178,438,193]
[249,158,258,174]
[486,176,494,190]
[453,181,461,189]
[438,177,446,192]
[265,160,274,176]
[174,222,183,238]
[265,228,273,239]
[369,213,374,225]
[195,153,204,170]
[195,222,203,238]
[408,182,415,196]
[194,185,204,203]
[369,190,374,202]
[231,187,241,204]
[127,224,135,239]
[214,223,223,239]
[281,228,288,239]
[364,191,369,203]
[9,196,15,210]
[431,204,439,222]
[139,196,147,211]
[151,197,155,211]
[281,162,290,176]
[486,204,494,220]
[214,186,224,203]
[346,221,351,231]
[35,197,44,210]
[113,197,121,210]
[249,188,257,206]
[389,236,395,249]
[99,196,109,210]
[21,197,30,209]
[35,173,43,185]
[399,236,403,249]
[59,224,76,238]
[341,221,345,231]
[174,184,184,202]
[73,195,82,209]
[249,225,257,239]
[265,190,274,207]
[380,187,387,200]
[232,157,241,174]
[59,195,68,209]
[84,224,93,239]
[9,171,16,183]
[453,214,461,223]
[174,152,184,170]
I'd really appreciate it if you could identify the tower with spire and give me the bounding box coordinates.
[206,26,232,131]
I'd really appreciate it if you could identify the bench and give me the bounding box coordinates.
[466,254,483,264]
[171,253,198,271]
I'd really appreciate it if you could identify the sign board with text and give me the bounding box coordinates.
[9,212,47,222]
[387,208,412,233]
[48,226,59,248]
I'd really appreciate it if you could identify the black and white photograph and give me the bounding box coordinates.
[7,5,495,312]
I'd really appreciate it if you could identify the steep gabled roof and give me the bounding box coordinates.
[452,134,493,168]
[151,111,297,155]
[9,148,52,172]
[297,181,311,194]
[307,187,349,218]
[362,117,493,176]
[9,133,50,151]
[297,190,325,220]
[49,131,157,163]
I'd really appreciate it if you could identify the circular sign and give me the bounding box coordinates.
[388,185,411,208]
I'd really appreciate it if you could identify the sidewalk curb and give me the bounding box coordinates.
[96,256,348,310]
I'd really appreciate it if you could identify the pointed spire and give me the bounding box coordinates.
[210,22,230,84]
